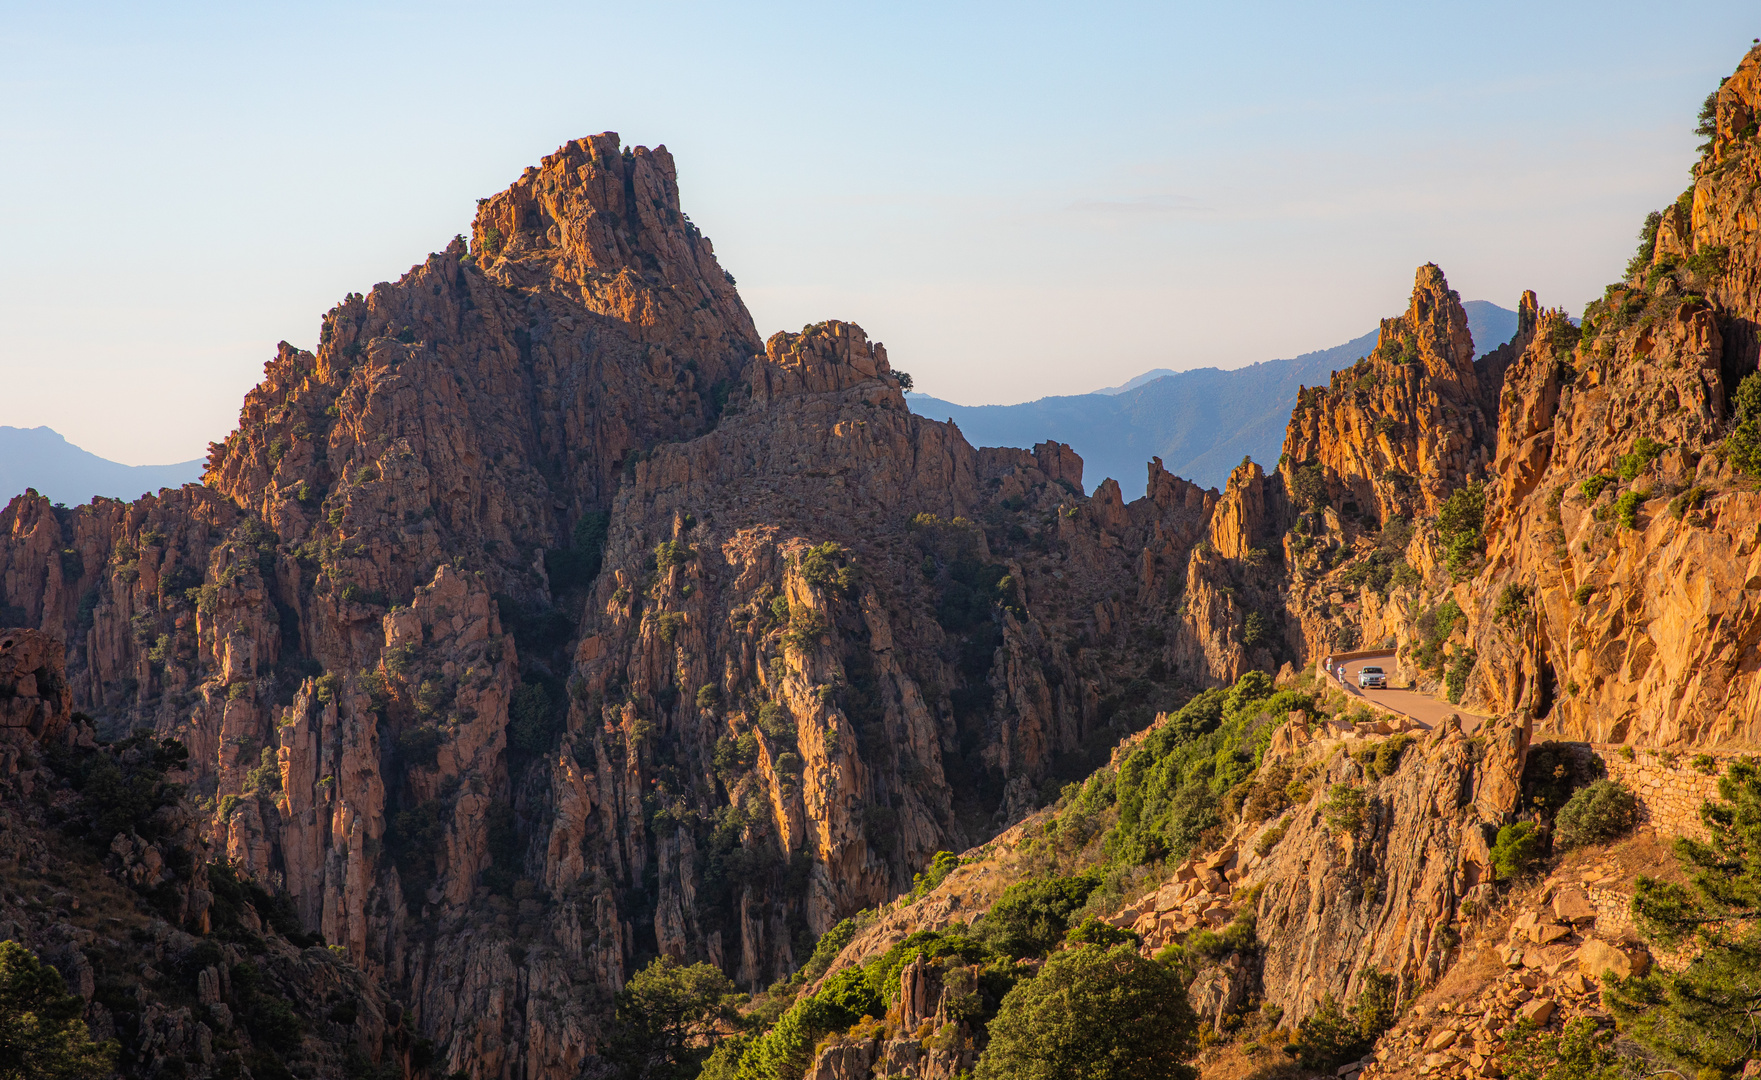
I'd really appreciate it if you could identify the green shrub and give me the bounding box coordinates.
[1580,474,1612,501]
[1435,482,1486,579]
[654,540,695,571]
[1064,916,1140,948]
[1322,784,1367,835]
[397,723,442,768]
[696,683,720,711]
[1290,461,1330,511]
[1494,583,1531,626]
[1287,970,1399,1070]
[781,608,827,653]
[1725,371,1761,477]
[1686,243,1729,277]
[244,747,281,794]
[1573,584,1595,605]
[1242,610,1268,648]
[655,611,687,644]
[1255,819,1291,857]
[1553,780,1638,851]
[1690,753,1719,776]
[478,224,504,257]
[1668,485,1708,520]
[798,542,856,595]
[1445,648,1477,704]
[1616,436,1666,480]
[907,850,961,903]
[1491,822,1544,882]
[978,871,1101,959]
[1369,734,1412,779]
[1614,489,1645,529]
[1625,210,1663,280]
[732,968,881,1080]
[1496,1016,1630,1080]
[0,941,116,1079]
[975,944,1198,1080]
[797,918,859,984]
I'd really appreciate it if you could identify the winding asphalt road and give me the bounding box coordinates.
[1326,652,1486,734]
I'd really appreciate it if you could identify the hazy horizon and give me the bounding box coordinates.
[3,2,1756,464]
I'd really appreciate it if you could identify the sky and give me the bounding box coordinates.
[1,2,1756,465]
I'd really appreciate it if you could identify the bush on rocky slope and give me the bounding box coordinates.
[1085,672,1316,868]
[973,944,1199,1080]
[1554,780,1639,852]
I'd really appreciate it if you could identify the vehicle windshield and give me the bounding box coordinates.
[1362,667,1382,674]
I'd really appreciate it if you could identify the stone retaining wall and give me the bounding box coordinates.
[1557,743,1754,843]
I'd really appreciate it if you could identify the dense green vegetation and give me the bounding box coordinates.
[1287,970,1398,1070]
[45,731,189,848]
[1496,1017,1631,1080]
[975,870,1101,958]
[974,944,1199,1080]
[1085,671,1315,868]
[1725,371,1761,478]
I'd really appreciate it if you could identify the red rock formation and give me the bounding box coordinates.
[0,132,1268,1075]
[1281,264,1492,527]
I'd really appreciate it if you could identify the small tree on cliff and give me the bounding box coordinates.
[0,940,114,1080]
[1603,757,1761,1074]
[974,944,1199,1080]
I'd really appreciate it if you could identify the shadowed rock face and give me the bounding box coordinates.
[0,627,71,739]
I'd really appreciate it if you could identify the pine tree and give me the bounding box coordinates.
[1603,757,1761,1073]
[0,940,114,1080]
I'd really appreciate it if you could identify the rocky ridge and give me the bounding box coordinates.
[0,132,1278,1076]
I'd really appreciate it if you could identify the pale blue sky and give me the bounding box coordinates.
[3,2,1755,464]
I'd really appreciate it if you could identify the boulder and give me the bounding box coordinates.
[1577,940,1651,980]
[1551,888,1595,925]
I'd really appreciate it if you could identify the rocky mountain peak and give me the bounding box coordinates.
[1280,262,1491,526]
[1393,261,1479,389]
[1704,44,1761,169]
[469,132,758,348]
[751,320,905,402]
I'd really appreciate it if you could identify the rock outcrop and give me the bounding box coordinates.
[1454,44,1761,744]
[0,133,1277,1076]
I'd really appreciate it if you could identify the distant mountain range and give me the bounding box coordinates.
[908,299,1519,497]
[0,427,204,507]
[3,302,1515,509]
